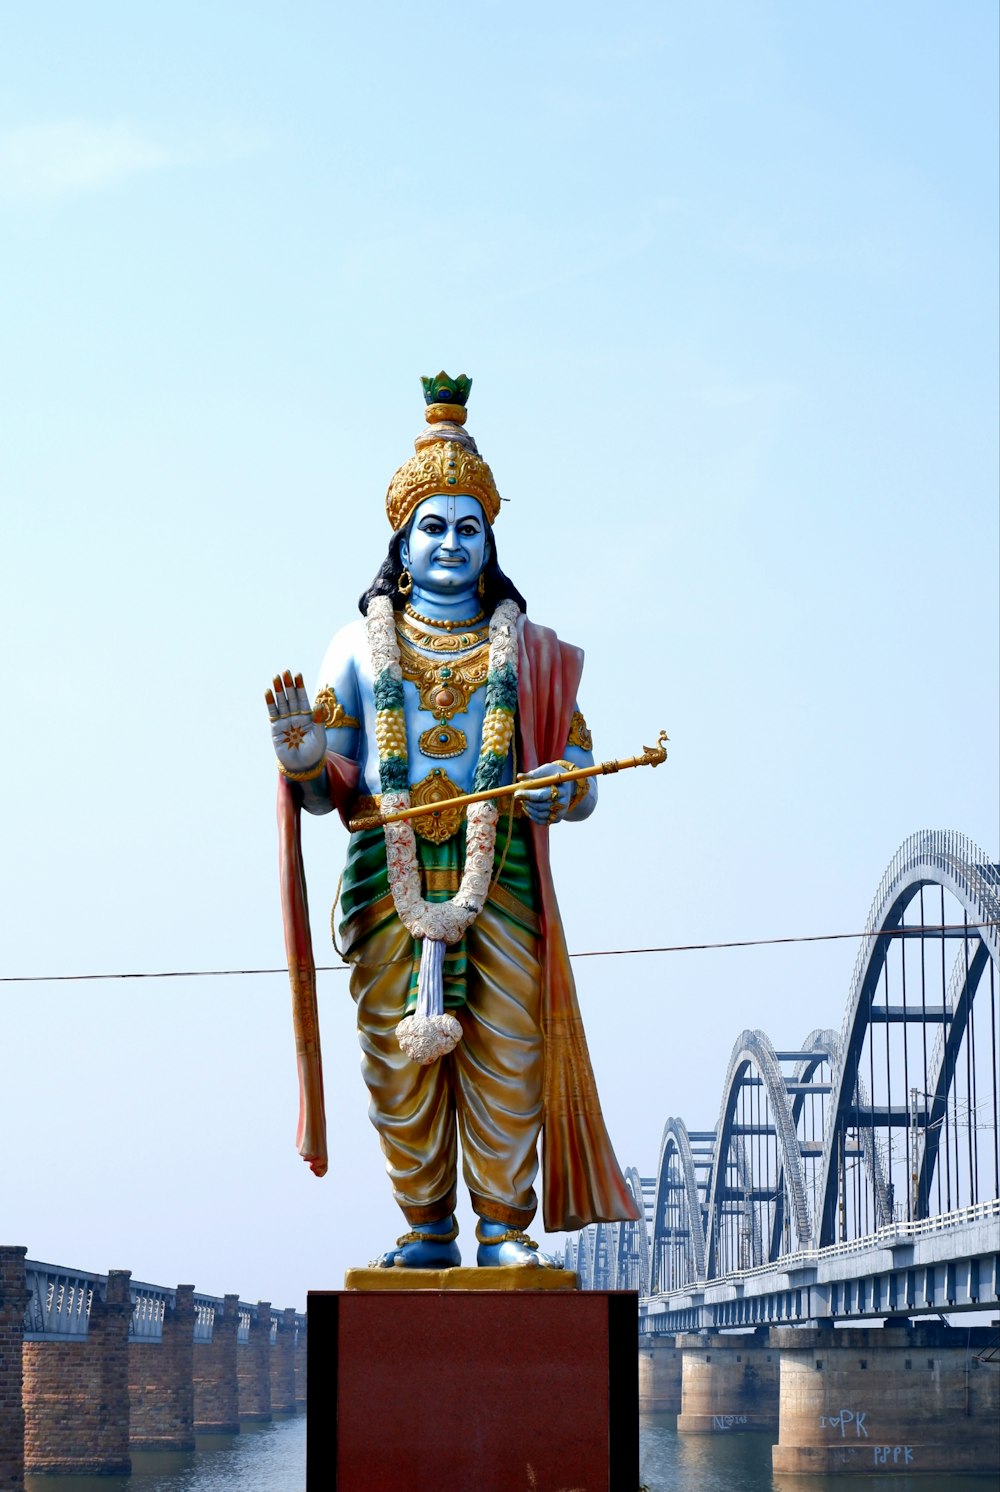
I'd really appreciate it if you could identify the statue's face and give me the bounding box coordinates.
[400,494,489,594]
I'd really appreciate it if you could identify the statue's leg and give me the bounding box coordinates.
[455,899,559,1267]
[350,914,461,1268]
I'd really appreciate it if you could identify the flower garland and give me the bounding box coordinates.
[365,594,520,1063]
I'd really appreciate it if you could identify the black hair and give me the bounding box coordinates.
[358,519,527,616]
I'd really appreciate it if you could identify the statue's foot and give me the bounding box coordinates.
[369,1216,460,1269]
[475,1220,560,1269]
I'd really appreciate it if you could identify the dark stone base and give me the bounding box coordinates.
[307,1287,638,1491]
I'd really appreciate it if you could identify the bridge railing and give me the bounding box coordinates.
[129,1281,174,1340]
[23,1264,99,1340]
[23,1262,304,1342]
[192,1293,219,1342]
[643,1196,1000,1296]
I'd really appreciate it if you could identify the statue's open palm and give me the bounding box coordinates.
[266,671,326,774]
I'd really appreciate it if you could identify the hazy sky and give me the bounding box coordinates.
[1,2,997,1310]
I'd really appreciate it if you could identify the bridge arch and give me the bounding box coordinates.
[608,1168,650,1293]
[816,831,1000,1245]
[767,1028,839,1258]
[563,1232,583,1275]
[704,1029,814,1279]
[650,1117,709,1291]
[574,1227,596,1289]
[916,939,993,1208]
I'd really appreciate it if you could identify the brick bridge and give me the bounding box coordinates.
[0,1246,305,1484]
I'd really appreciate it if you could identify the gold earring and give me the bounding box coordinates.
[477,573,486,599]
[398,568,413,596]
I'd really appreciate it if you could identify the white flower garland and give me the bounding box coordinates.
[365,594,520,1063]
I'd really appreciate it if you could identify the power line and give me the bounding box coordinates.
[1,922,996,984]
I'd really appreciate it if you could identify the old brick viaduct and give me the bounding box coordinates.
[0,1246,305,1484]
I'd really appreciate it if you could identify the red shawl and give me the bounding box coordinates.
[276,618,639,1229]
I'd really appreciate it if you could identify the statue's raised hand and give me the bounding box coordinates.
[265,671,327,776]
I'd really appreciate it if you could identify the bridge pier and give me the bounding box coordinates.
[23,1269,133,1476]
[269,1307,297,1413]
[771,1321,1000,1477]
[0,1248,29,1492]
[638,1334,681,1413]
[128,1284,195,1451]
[237,1301,272,1422]
[193,1293,240,1433]
[675,1329,779,1434]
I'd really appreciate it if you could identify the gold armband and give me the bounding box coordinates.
[315,685,360,730]
[567,710,593,752]
[278,756,328,782]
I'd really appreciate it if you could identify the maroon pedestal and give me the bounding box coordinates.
[307,1288,638,1491]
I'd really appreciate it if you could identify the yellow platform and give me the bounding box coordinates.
[344,1266,578,1292]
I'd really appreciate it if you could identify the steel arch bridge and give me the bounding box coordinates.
[571,831,1000,1327]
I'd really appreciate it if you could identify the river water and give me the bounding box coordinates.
[24,1411,996,1491]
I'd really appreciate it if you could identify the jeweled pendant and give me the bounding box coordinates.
[418,722,468,759]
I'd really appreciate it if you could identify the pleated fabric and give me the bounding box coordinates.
[517,619,641,1230]
[348,890,544,1224]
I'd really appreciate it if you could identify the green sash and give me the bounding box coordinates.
[338,815,539,1013]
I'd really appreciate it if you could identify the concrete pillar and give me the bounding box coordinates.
[771,1321,1000,1477]
[294,1317,307,1407]
[675,1329,779,1434]
[638,1334,681,1413]
[193,1294,240,1434]
[24,1268,133,1476]
[128,1284,195,1451]
[270,1308,297,1413]
[0,1247,29,1492]
[237,1301,272,1422]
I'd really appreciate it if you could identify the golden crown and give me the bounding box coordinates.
[385,372,501,531]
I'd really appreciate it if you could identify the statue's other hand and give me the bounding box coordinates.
[515,761,573,826]
[265,670,327,776]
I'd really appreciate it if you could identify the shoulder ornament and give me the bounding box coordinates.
[567,709,593,752]
[315,685,360,731]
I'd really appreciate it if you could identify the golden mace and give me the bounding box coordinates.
[349,730,670,831]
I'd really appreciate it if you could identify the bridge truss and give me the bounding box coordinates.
[570,831,1000,1326]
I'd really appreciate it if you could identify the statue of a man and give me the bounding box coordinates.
[267,374,638,1268]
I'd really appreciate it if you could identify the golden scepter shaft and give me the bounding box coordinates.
[349,730,669,831]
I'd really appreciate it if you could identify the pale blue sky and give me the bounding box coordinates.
[1,2,997,1307]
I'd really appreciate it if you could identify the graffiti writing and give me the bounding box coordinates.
[873,1446,914,1466]
[820,1408,868,1438]
[711,1414,748,1430]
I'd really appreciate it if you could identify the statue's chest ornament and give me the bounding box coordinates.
[365,592,520,1064]
[395,618,490,759]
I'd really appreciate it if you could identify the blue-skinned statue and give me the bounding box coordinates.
[267,374,639,1268]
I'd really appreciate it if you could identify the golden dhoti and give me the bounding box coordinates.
[346,891,543,1227]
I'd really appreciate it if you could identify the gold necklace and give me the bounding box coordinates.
[395,628,490,760]
[397,614,489,654]
[404,603,485,631]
